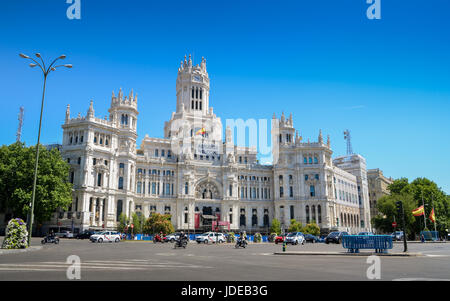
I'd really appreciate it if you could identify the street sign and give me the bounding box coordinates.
[392,222,397,228]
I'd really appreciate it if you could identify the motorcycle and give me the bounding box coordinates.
[153,234,164,243]
[41,235,60,245]
[174,237,188,249]
[235,238,247,248]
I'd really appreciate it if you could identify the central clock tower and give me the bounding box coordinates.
[175,54,210,115]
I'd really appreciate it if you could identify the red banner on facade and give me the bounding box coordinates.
[194,213,200,229]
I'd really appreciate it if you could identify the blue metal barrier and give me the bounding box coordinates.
[420,231,439,241]
[342,235,393,253]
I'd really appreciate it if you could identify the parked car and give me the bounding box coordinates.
[196,232,226,244]
[55,230,74,238]
[304,234,320,243]
[76,230,97,239]
[274,234,285,244]
[358,231,375,236]
[285,232,305,245]
[391,231,404,241]
[90,231,121,243]
[325,231,349,244]
[163,232,181,243]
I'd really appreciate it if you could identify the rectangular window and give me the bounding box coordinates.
[166,183,170,196]
[137,182,142,194]
[290,205,294,220]
[152,182,156,194]
[155,149,158,157]
[97,173,102,187]
[118,177,124,190]
[310,185,315,197]
[289,186,293,197]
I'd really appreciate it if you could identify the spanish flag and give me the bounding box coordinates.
[412,205,424,217]
[429,208,436,223]
[195,128,206,136]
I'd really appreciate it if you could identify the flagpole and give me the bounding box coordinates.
[422,190,427,230]
[432,192,437,233]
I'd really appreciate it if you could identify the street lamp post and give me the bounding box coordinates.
[19,53,72,246]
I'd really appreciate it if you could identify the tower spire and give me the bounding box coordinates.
[65,104,70,123]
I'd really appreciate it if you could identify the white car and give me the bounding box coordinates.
[196,232,225,244]
[90,231,121,243]
[285,232,305,245]
[164,232,181,243]
[55,230,74,238]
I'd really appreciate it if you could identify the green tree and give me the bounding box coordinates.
[131,212,145,234]
[303,221,320,236]
[143,213,174,235]
[0,142,72,224]
[269,218,281,235]
[117,213,129,233]
[288,219,303,233]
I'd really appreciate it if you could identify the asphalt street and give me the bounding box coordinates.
[0,238,449,281]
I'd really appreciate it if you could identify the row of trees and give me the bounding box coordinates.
[269,218,321,236]
[372,177,450,239]
[117,212,175,235]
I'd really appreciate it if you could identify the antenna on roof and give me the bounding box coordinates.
[343,129,353,155]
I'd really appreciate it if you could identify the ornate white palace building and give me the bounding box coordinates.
[52,55,372,234]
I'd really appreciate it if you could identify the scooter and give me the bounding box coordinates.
[174,237,188,249]
[41,235,60,245]
[235,238,247,248]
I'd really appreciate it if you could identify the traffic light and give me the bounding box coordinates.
[396,201,403,214]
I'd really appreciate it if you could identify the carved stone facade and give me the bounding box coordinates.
[50,55,374,234]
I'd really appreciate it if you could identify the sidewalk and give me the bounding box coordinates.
[0,246,43,255]
[274,251,423,257]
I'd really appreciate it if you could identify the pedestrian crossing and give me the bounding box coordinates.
[0,259,212,272]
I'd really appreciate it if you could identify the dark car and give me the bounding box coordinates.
[76,230,96,239]
[304,234,319,243]
[325,231,349,244]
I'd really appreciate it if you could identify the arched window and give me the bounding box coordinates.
[116,200,123,221]
[318,205,322,224]
[185,182,189,194]
[240,209,246,226]
[312,205,316,222]
[309,157,312,164]
[196,87,199,99]
[305,205,310,223]
[252,209,258,226]
[200,88,203,99]
[199,101,202,110]
[314,157,318,164]
[192,87,194,98]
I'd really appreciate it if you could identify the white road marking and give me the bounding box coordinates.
[0,260,212,272]
[393,278,450,281]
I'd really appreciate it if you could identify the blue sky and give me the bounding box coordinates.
[0,0,449,193]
